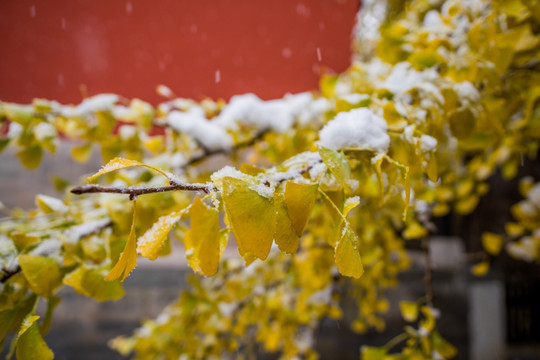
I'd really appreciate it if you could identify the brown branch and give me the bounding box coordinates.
[71,181,216,199]
[0,266,21,283]
[184,128,270,167]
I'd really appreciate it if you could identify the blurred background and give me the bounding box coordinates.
[1,1,540,360]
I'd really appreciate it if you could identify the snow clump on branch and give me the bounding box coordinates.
[318,108,389,153]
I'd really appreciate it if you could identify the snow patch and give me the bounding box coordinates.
[318,108,389,152]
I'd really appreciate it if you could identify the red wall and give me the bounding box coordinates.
[0,0,358,104]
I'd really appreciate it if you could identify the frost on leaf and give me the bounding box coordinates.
[16,315,54,360]
[138,211,182,261]
[87,157,170,182]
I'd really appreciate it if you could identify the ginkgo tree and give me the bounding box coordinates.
[1,0,540,359]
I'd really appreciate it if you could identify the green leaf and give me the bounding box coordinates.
[71,143,92,163]
[222,177,275,261]
[0,138,10,154]
[3,104,33,126]
[17,145,43,169]
[19,255,62,298]
[184,197,223,276]
[138,211,182,261]
[361,346,387,360]
[319,146,357,193]
[335,221,364,278]
[11,233,39,252]
[16,315,54,360]
[431,331,458,359]
[0,295,37,342]
[51,175,70,192]
[63,266,125,301]
[449,108,475,139]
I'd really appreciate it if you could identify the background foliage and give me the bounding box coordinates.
[1,0,540,359]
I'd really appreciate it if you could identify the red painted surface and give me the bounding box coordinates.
[0,0,358,105]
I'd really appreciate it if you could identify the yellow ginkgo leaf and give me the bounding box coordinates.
[137,211,182,260]
[222,177,275,261]
[284,181,318,236]
[335,221,364,278]
[343,196,361,217]
[16,315,54,360]
[71,143,92,163]
[471,261,490,276]
[184,197,222,276]
[274,192,299,254]
[426,155,439,182]
[481,232,503,256]
[403,221,428,240]
[105,201,138,282]
[399,301,419,322]
[87,157,170,182]
[19,255,62,298]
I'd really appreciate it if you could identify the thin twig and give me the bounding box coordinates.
[71,181,215,198]
[0,266,21,283]
[184,128,270,167]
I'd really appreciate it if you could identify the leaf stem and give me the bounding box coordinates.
[384,332,409,351]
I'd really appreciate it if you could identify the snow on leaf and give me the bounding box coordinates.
[35,194,68,214]
[319,146,355,193]
[16,315,54,360]
[138,212,182,261]
[86,157,170,182]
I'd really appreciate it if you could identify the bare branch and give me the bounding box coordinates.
[185,128,270,167]
[71,181,216,198]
